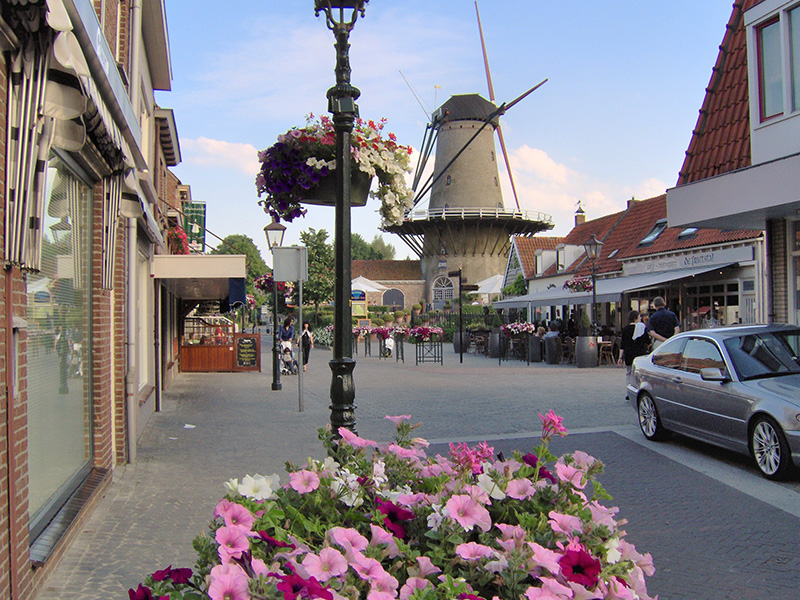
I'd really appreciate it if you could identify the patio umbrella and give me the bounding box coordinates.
[351,276,388,293]
[475,274,505,295]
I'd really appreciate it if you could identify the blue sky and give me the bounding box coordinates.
[156,1,734,264]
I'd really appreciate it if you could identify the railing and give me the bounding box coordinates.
[401,206,553,225]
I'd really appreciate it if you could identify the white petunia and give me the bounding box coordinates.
[238,473,280,500]
[223,478,239,495]
[477,473,506,501]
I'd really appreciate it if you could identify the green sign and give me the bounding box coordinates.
[183,203,206,252]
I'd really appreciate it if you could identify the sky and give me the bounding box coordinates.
[155,1,735,266]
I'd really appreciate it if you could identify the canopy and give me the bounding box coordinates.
[351,276,387,293]
[493,264,737,309]
[475,274,504,296]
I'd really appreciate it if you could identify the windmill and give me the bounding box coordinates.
[383,2,554,305]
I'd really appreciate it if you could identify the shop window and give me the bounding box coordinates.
[638,219,667,246]
[757,17,784,120]
[26,157,93,535]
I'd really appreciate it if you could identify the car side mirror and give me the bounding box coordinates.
[700,367,729,382]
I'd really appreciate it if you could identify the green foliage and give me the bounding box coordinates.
[299,228,335,315]
[351,233,397,260]
[502,273,527,297]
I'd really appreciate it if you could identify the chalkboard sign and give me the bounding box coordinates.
[235,335,260,371]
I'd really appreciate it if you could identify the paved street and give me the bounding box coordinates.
[35,338,800,600]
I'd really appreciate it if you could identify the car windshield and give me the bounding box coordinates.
[724,330,800,380]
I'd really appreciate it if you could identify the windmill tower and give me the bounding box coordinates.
[383,3,553,305]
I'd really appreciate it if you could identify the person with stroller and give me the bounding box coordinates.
[279,316,298,374]
[296,322,314,372]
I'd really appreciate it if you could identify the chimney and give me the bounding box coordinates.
[575,205,586,226]
[627,196,637,209]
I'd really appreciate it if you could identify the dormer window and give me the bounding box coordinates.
[639,219,668,246]
[607,249,619,258]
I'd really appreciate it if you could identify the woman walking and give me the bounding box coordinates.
[618,310,650,392]
[297,322,314,372]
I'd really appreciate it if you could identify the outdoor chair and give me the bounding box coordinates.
[474,335,487,356]
[544,336,562,364]
[599,336,616,365]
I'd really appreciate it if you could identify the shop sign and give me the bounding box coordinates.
[622,246,754,276]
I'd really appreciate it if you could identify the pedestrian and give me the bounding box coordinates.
[297,322,314,372]
[280,316,294,344]
[618,310,650,388]
[647,296,680,350]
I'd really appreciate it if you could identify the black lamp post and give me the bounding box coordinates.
[315,0,367,434]
[583,234,603,335]
[265,218,286,391]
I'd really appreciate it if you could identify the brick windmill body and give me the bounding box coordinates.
[384,4,553,306]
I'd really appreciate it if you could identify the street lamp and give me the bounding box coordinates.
[583,234,603,335]
[315,0,368,433]
[265,218,286,391]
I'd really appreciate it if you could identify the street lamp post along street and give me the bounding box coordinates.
[583,234,603,335]
[265,219,286,391]
[315,0,368,434]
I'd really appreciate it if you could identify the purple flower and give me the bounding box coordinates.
[376,499,415,539]
[559,548,602,588]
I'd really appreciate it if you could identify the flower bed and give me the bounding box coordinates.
[256,115,414,227]
[130,413,654,600]
[408,326,444,343]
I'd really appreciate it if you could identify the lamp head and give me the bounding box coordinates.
[314,0,368,30]
[264,218,286,249]
[583,233,603,260]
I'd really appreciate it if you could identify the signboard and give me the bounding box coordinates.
[351,290,365,301]
[622,246,754,276]
[234,334,260,371]
[183,202,207,253]
[352,289,367,317]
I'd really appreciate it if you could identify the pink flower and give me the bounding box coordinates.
[302,548,348,582]
[338,427,378,449]
[445,494,492,532]
[570,450,596,469]
[215,525,250,563]
[328,527,368,552]
[559,549,601,588]
[524,576,573,600]
[555,463,586,489]
[370,572,399,595]
[209,564,250,600]
[369,524,400,558]
[289,470,320,494]
[351,555,388,581]
[411,556,442,578]
[399,577,430,600]
[367,592,396,600]
[456,542,495,561]
[548,511,583,536]
[215,501,255,532]
[385,415,411,425]
[387,444,418,459]
[539,410,567,440]
[587,501,619,529]
[527,542,562,574]
[506,478,536,500]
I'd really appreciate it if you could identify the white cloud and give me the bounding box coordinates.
[182,137,259,175]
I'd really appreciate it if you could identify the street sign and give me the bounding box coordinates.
[462,284,480,291]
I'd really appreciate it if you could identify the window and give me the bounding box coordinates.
[638,219,668,246]
[758,18,784,120]
[607,249,619,258]
[678,227,698,239]
[791,6,800,110]
[432,276,454,301]
[680,338,726,374]
[651,337,686,369]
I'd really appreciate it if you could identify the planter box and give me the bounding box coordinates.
[415,339,443,365]
[301,169,372,207]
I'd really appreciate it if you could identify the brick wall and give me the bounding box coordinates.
[767,218,787,323]
[114,220,128,464]
[1,49,9,600]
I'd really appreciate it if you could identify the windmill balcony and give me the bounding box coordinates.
[400,206,554,224]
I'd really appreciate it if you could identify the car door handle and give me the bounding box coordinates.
[672,377,683,384]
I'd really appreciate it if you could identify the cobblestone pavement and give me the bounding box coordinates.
[35,340,800,599]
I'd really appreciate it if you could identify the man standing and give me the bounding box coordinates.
[647,296,680,350]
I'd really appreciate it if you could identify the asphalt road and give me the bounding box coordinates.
[35,339,800,599]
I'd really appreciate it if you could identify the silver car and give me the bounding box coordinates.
[628,324,800,480]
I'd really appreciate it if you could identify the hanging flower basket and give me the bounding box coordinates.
[255,114,414,226]
[563,276,594,293]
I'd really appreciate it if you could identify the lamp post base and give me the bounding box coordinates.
[329,358,356,433]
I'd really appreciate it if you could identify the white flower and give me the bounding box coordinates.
[223,478,239,495]
[605,537,622,564]
[331,468,363,507]
[373,461,388,488]
[238,474,280,500]
[427,503,445,531]
[477,472,506,501]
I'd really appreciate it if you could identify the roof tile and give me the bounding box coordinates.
[351,260,422,281]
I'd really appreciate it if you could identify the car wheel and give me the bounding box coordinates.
[637,393,667,441]
[750,416,795,480]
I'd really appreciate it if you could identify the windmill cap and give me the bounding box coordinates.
[432,94,499,127]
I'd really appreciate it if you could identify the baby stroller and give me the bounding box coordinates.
[280,340,298,375]
[383,336,394,358]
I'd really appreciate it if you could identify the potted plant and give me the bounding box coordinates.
[381,312,394,326]
[129,414,655,600]
[256,115,414,227]
[411,303,421,315]
[393,310,404,324]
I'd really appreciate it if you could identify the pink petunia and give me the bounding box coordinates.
[555,463,586,489]
[399,577,430,600]
[369,524,400,558]
[456,542,495,561]
[351,555,388,582]
[219,502,255,532]
[338,427,378,449]
[302,548,348,583]
[215,525,251,563]
[208,563,250,600]
[412,556,442,578]
[570,450,596,469]
[496,523,527,543]
[289,470,321,494]
[445,494,492,532]
[587,501,619,529]
[367,592,396,600]
[385,415,411,425]
[387,444,418,459]
[370,572,399,595]
[506,478,536,500]
[328,527,368,552]
[548,511,583,536]
[523,577,573,600]
[526,542,562,575]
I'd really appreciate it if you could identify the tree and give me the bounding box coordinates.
[210,234,268,296]
[300,228,335,322]
[351,233,374,260]
[502,274,527,297]
[369,235,395,260]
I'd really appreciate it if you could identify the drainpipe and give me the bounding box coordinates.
[125,217,138,463]
[129,0,143,118]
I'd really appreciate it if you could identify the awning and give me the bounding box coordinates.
[352,275,387,293]
[494,264,737,309]
[152,255,247,301]
[475,274,504,295]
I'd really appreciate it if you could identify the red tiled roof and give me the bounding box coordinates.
[534,195,762,279]
[677,0,762,185]
[513,236,564,278]
[351,260,422,281]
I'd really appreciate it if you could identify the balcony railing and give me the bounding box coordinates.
[401,206,553,225]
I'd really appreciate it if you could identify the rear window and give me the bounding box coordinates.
[724,330,800,380]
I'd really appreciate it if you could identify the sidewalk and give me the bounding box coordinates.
[34,340,800,599]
